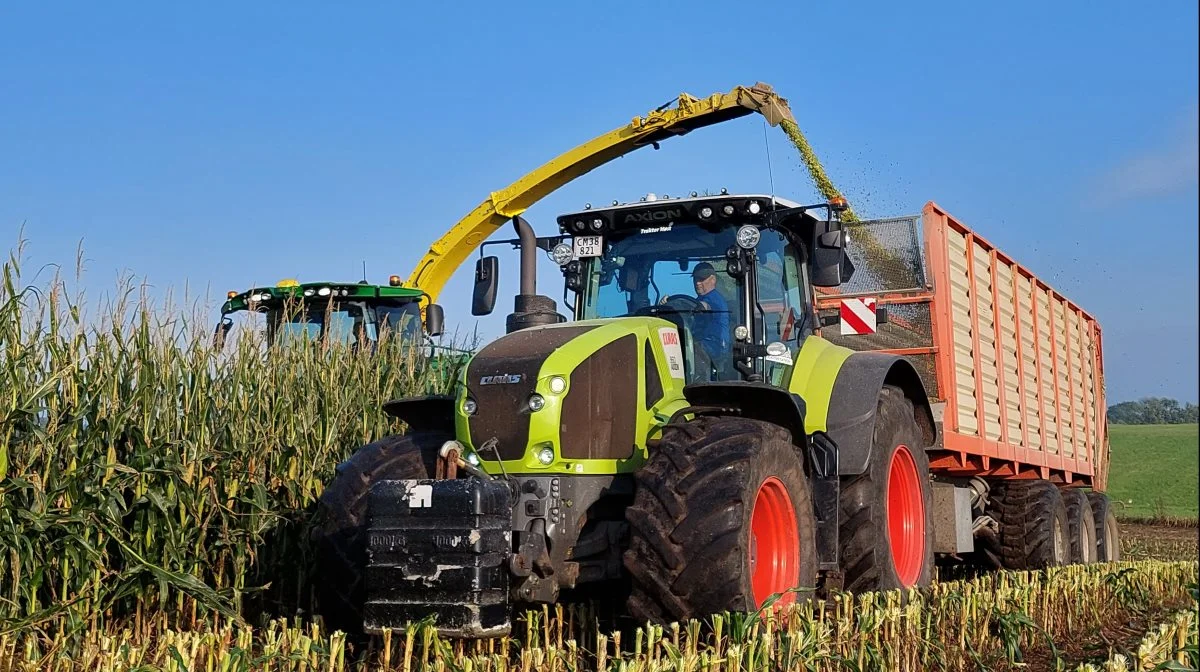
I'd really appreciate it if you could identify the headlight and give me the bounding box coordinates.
[537,447,555,465]
[734,325,750,341]
[465,452,480,466]
[528,394,545,412]
[736,225,761,249]
[463,398,477,415]
[548,375,567,394]
[550,243,574,266]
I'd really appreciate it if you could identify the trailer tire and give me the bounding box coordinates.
[1062,488,1097,563]
[311,431,446,635]
[839,385,934,593]
[1087,492,1121,562]
[987,480,1070,570]
[623,417,817,624]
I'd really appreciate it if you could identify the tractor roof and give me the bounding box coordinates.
[556,193,814,237]
[221,280,424,315]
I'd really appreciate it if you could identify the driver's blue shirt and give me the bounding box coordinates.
[695,288,730,359]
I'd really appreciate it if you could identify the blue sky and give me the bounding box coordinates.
[2,1,1196,402]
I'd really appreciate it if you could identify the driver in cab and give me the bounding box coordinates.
[679,262,730,365]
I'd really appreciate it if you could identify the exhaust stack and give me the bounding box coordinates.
[506,216,564,333]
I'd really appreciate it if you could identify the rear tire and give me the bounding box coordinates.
[310,431,446,635]
[839,385,934,592]
[1087,492,1121,562]
[623,417,817,624]
[1062,488,1097,563]
[987,480,1070,570]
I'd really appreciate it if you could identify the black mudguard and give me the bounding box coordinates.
[682,381,808,444]
[825,352,936,476]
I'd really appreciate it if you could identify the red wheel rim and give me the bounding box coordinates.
[749,477,800,607]
[886,445,925,587]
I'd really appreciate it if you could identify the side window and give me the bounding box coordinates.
[781,245,809,343]
[756,231,801,343]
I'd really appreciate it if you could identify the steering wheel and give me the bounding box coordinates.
[653,294,705,312]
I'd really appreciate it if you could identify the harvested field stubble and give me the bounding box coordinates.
[1,561,1195,671]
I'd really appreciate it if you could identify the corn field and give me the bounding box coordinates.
[0,244,466,635]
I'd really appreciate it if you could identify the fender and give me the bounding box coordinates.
[681,381,808,448]
[382,395,456,434]
[823,352,936,475]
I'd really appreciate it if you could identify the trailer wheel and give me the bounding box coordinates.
[839,385,934,592]
[987,480,1070,570]
[1087,492,1121,562]
[623,417,817,624]
[1062,488,1097,563]
[311,431,446,635]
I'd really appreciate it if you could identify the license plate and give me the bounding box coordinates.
[573,236,603,258]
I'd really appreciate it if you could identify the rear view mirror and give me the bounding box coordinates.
[212,318,232,350]
[810,229,847,287]
[472,256,499,316]
[425,303,445,337]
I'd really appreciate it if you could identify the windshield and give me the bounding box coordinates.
[273,302,367,346]
[580,224,745,381]
[268,299,424,348]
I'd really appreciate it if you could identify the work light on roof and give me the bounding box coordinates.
[589,218,604,232]
[699,206,714,219]
[722,204,736,216]
[550,243,574,266]
[736,225,760,249]
[747,200,762,215]
[317,287,331,297]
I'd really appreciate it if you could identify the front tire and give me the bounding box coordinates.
[623,417,817,624]
[839,385,935,592]
[310,431,447,634]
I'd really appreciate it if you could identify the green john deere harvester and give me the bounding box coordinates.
[311,192,942,638]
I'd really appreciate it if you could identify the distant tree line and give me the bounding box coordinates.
[1107,397,1199,424]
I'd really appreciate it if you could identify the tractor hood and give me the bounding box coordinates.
[455,317,689,475]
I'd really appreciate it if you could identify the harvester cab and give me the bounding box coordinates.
[214,277,444,351]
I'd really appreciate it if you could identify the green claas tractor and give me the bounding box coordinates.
[311,194,937,637]
[214,277,446,350]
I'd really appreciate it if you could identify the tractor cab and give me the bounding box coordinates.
[214,277,443,350]
[551,193,853,385]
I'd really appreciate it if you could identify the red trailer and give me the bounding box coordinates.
[815,201,1115,565]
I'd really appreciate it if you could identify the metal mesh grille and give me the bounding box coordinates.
[816,215,944,401]
[841,215,927,294]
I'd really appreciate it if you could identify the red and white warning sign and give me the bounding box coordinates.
[840,297,878,335]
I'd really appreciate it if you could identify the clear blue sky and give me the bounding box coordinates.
[2,1,1196,402]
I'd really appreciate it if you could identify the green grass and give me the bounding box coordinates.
[1106,424,1199,519]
